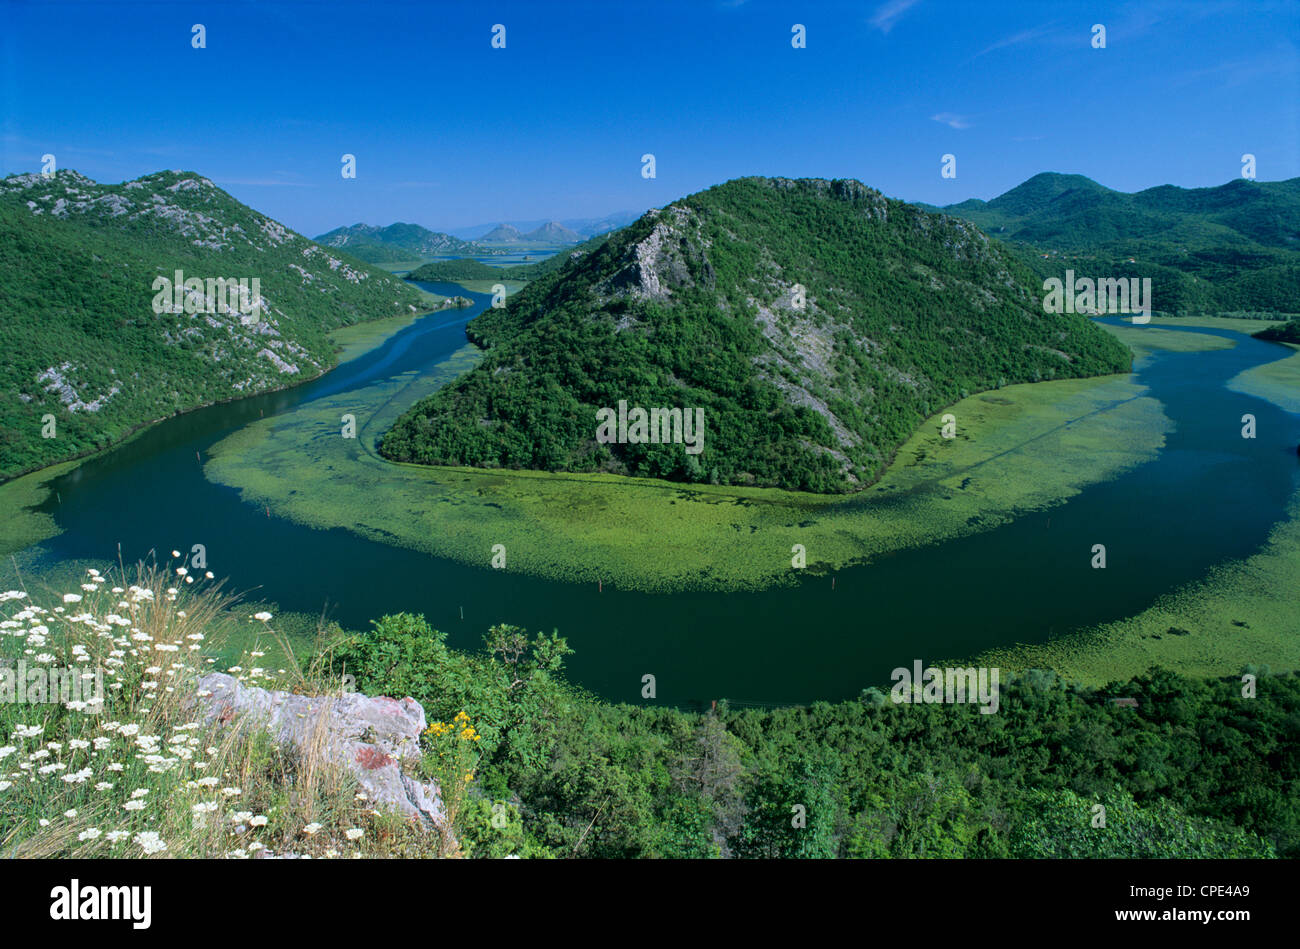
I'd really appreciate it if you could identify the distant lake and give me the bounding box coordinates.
[391,252,560,277]
[20,286,1300,706]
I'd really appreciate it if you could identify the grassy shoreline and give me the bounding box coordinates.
[206,368,1171,592]
[1229,343,1300,415]
[968,489,1300,683]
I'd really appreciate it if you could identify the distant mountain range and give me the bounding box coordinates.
[929,173,1300,315]
[315,212,636,264]
[0,170,427,481]
[474,221,586,246]
[445,211,641,242]
[474,224,525,244]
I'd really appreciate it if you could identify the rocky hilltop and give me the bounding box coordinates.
[381,176,1130,493]
[521,221,583,244]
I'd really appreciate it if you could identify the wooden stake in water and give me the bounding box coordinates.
[460,606,464,620]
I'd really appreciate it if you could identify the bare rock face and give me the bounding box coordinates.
[194,673,449,833]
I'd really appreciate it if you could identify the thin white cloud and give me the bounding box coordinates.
[870,0,921,34]
[1169,48,1299,89]
[1109,0,1241,42]
[931,112,972,130]
[974,25,1057,58]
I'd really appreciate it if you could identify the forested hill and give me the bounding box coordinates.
[0,169,427,481]
[381,176,1130,493]
[314,221,502,264]
[932,173,1300,315]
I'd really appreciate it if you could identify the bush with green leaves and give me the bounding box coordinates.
[329,615,1296,859]
[1010,788,1276,858]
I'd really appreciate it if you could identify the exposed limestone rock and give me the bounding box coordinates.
[596,206,705,306]
[194,672,450,834]
[256,348,299,374]
[35,363,121,413]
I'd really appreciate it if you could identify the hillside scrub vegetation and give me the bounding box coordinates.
[383,177,1130,493]
[0,170,427,482]
[936,173,1300,316]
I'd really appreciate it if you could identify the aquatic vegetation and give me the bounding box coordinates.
[452,279,526,296]
[1228,345,1300,415]
[1099,315,1299,418]
[0,316,447,560]
[1148,316,1286,333]
[328,312,424,363]
[0,461,78,557]
[970,490,1300,684]
[207,369,1170,592]
[1099,322,1237,364]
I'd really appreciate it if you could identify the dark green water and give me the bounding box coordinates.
[20,287,1300,706]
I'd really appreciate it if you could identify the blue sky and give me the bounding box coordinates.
[3,0,1296,236]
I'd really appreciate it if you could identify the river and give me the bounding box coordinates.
[16,284,1300,706]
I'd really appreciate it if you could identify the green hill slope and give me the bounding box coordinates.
[0,169,427,481]
[932,173,1300,315]
[405,258,505,283]
[314,221,502,263]
[381,176,1130,493]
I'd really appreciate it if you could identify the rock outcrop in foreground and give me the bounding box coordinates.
[195,673,449,833]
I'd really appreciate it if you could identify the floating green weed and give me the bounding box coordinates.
[206,370,1170,593]
[1228,345,1300,415]
[971,491,1300,684]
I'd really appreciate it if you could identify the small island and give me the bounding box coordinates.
[1253,319,1300,344]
